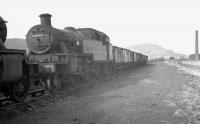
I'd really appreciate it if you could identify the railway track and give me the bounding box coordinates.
[0,88,46,108]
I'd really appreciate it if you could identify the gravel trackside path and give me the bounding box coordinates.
[1,62,192,124]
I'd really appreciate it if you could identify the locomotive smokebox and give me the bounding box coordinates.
[39,13,52,27]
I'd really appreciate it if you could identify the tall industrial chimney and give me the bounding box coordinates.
[39,13,52,27]
[195,30,199,61]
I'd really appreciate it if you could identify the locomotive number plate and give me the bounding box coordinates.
[32,34,44,38]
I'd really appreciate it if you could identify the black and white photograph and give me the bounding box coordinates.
[1,0,200,124]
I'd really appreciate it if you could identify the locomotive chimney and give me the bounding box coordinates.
[39,13,52,27]
[195,30,199,61]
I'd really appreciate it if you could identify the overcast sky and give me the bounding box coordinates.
[0,0,200,54]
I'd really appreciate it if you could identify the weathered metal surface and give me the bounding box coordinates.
[0,49,26,83]
[0,54,23,82]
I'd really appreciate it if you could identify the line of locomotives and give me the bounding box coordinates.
[0,13,148,103]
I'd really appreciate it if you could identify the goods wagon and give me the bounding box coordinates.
[112,46,147,70]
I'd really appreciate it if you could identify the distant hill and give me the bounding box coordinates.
[127,43,187,60]
[5,38,28,51]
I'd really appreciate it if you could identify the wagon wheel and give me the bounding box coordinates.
[44,75,61,94]
[10,77,30,103]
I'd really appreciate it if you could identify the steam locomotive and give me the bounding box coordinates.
[0,17,30,102]
[26,13,148,93]
[0,13,147,104]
